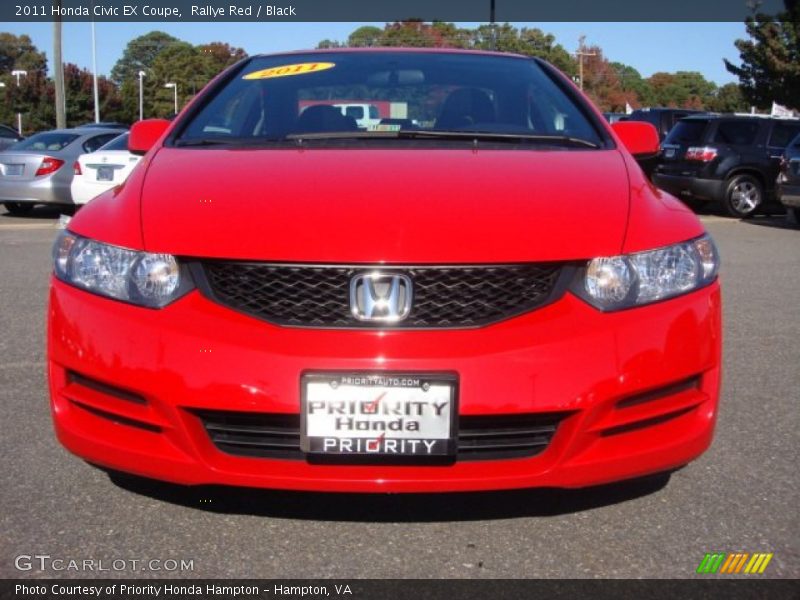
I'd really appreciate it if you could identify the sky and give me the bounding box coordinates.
[0,21,745,85]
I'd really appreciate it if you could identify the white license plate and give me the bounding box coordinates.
[301,373,457,456]
[96,166,114,181]
[3,164,23,176]
[663,148,676,158]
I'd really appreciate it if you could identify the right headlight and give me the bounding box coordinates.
[574,234,720,311]
[52,231,193,308]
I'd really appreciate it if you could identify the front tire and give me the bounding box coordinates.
[3,202,34,216]
[788,206,800,228]
[723,174,763,218]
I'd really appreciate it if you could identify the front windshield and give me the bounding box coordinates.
[177,51,604,148]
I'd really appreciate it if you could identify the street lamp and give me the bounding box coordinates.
[91,21,99,123]
[11,69,27,135]
[137,70,146,121]
[164,82,178,115]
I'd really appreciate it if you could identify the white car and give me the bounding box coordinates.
[70,133,140,205]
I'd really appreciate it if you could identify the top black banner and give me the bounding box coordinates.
[2,0,791,23]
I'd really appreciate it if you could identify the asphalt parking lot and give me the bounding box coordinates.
[0,206,797,580]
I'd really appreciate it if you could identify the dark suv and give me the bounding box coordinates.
[653,115,800,217]
[777,132,800,225]
[626,108,707,141]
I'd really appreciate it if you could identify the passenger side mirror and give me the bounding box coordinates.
[129,119,171,155]
[611,121,660,158]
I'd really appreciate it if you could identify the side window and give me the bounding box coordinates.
[712,121,760,146]
[0,126,17,139]
[345,106,364,120]
[82,134,116,153]
[768,122,800,149]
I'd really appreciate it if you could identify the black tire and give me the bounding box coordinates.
[789,206,800,227]
[3,202,34,216]
[723,174,763,218]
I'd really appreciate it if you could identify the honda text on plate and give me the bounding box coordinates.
[48,49,722,493]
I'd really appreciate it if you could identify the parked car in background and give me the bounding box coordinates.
[777,132,800,225]
[71,133,141,205]
[602,112,627,124]
[653,115,800,218]
[0,124,24,151]
[0,128,122,215]
[626,108,707,141]
[76,122,129,130]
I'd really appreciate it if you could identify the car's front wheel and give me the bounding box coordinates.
[723,174,763,218]
[3,202,34,216]
[788,206,800,228]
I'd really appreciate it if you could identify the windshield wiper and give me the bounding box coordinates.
[284,130,600,148]
[397,130,601,148]
[174,137,287,147]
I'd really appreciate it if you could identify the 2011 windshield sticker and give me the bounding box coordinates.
[243,62,335,80]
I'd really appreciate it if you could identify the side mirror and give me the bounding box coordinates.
[611,121,660,158]
[128,119,171,155]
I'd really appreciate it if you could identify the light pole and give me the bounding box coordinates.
[137,70,146,121]
[11,69,27,135]
[164,82,178,115]
[91,21,100,123]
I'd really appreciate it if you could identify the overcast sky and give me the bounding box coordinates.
[2,21,745,84]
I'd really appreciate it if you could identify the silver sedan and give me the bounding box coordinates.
[0,128,124,215]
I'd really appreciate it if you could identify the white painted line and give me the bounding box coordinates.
[698,216,737,223]
[0,223,59,230]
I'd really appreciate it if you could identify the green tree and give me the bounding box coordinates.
[724,0,800,109]
[110,31,180,85]
[61,63,124,127]
[647,71,717,108]
[611,62,654,107]
[199,42,248,72]
[706,82,748,113]
[0,32,47,74]
[347,26,384,47]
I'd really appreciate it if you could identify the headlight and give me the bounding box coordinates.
[52,231,193,308]
[575,234,719,311]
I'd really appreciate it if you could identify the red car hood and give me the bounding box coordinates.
[140,148,630,263]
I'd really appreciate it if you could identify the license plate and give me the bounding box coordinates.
[96,166,114,181]
[301,373,457,457]
[3,164,23,176]
[663,148,676,158]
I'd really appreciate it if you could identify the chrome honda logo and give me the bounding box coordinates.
[350,272,413,323]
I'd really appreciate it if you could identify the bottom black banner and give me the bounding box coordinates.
[0,580,797,600]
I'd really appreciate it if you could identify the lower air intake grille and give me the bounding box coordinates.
[195,411,566,461]
[194,262,566,328]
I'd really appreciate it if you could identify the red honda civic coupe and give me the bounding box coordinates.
[47,49,721,493]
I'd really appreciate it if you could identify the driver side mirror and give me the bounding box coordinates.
[129,119,171,155]
[611,121,660,158]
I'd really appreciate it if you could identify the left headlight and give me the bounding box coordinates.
[574,234,720,311]
[52,231,193,308]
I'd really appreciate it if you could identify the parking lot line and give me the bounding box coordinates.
[0,223,59,230]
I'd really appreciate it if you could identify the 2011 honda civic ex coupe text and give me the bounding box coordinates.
[47,49,722,493]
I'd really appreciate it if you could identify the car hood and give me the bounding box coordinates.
[140,148,631,263]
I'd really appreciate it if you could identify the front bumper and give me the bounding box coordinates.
[652,173,725,203]
[48,277,722,493]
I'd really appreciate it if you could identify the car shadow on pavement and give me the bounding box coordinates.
[104,470,672,522]
[738,214,798,230]
[0,205,73,220]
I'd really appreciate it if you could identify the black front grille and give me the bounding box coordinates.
[195,411,566,462]
[194,262,566,328]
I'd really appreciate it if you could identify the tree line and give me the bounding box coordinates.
[0,3,797,133]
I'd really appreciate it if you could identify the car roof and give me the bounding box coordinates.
[33,128,126,136]
[252,47,532,61]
